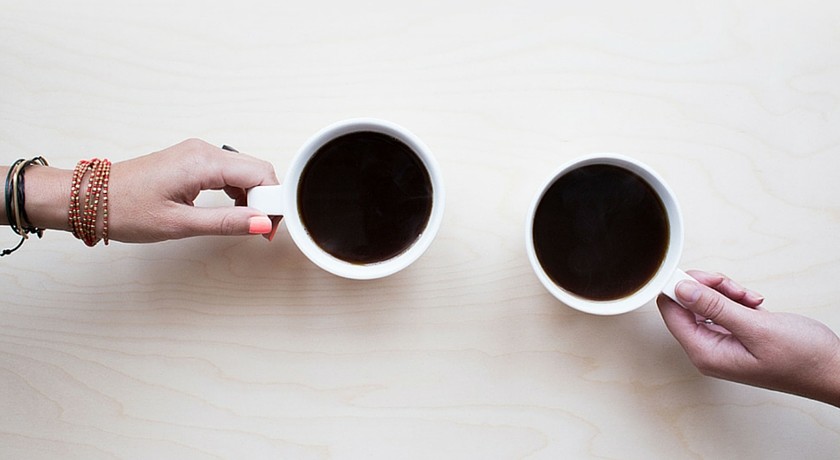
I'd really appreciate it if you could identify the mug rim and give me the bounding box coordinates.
[525,153,684,315]
[283,118,445,280]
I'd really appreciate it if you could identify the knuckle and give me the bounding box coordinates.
[218,213,240,236]
[709,272,728,289]
[180,138,213,162]
[175,139,218,179]
[699,290,728,321]
[180,137,208,151]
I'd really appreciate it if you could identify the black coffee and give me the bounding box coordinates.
[532,164,669,301]
[297,131,434,265]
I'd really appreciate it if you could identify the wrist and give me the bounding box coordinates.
[796,335,840,408]
[23,165,72,232]
[820,344,840,407]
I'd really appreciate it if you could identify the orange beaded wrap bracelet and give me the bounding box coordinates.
[69,158,111,246]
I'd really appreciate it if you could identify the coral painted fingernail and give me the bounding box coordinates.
[248,216,272,234]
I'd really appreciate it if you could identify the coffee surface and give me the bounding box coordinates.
[297,131,433,265]
[533,164,669,301]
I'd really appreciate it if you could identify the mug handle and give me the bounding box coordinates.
[222,144,287,217]
[661,268,696,308]
[247,185,286,216]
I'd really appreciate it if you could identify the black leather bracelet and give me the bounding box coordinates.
[5,159,24,235]
[2,156,49,257]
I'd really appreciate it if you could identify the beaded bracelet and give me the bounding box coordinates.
[69,158,111,246]
[2,156,49,256]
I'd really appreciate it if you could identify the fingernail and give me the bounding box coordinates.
[676,280,702,303]
[748,290,765,304]
[248,216,272,234]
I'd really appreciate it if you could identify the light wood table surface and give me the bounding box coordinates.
[2,1,839,458]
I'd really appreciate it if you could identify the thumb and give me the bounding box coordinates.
[675,279,755,335]
[174,206,273,238]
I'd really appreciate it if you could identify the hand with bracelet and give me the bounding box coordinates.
[1,138,281,253]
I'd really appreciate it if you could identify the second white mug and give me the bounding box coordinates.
[525,153,692,315]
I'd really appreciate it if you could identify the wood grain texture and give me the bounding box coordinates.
[1,1,839,458]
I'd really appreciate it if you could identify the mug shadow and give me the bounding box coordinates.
[112,227,429,335]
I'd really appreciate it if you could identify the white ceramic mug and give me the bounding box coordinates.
[247,118,445,280]
[525,153,693,315]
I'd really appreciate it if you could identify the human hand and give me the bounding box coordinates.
[106,138,281,243]
[657,270,840,407]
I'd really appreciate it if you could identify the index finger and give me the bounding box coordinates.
[675,279,761,337]
[687,270,765,309]
[174,139,279,191]
[211,148,280,191]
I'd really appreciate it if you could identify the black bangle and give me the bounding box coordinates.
[4,159,25,257]
[3,156,49,257]
[5,159,24,235]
